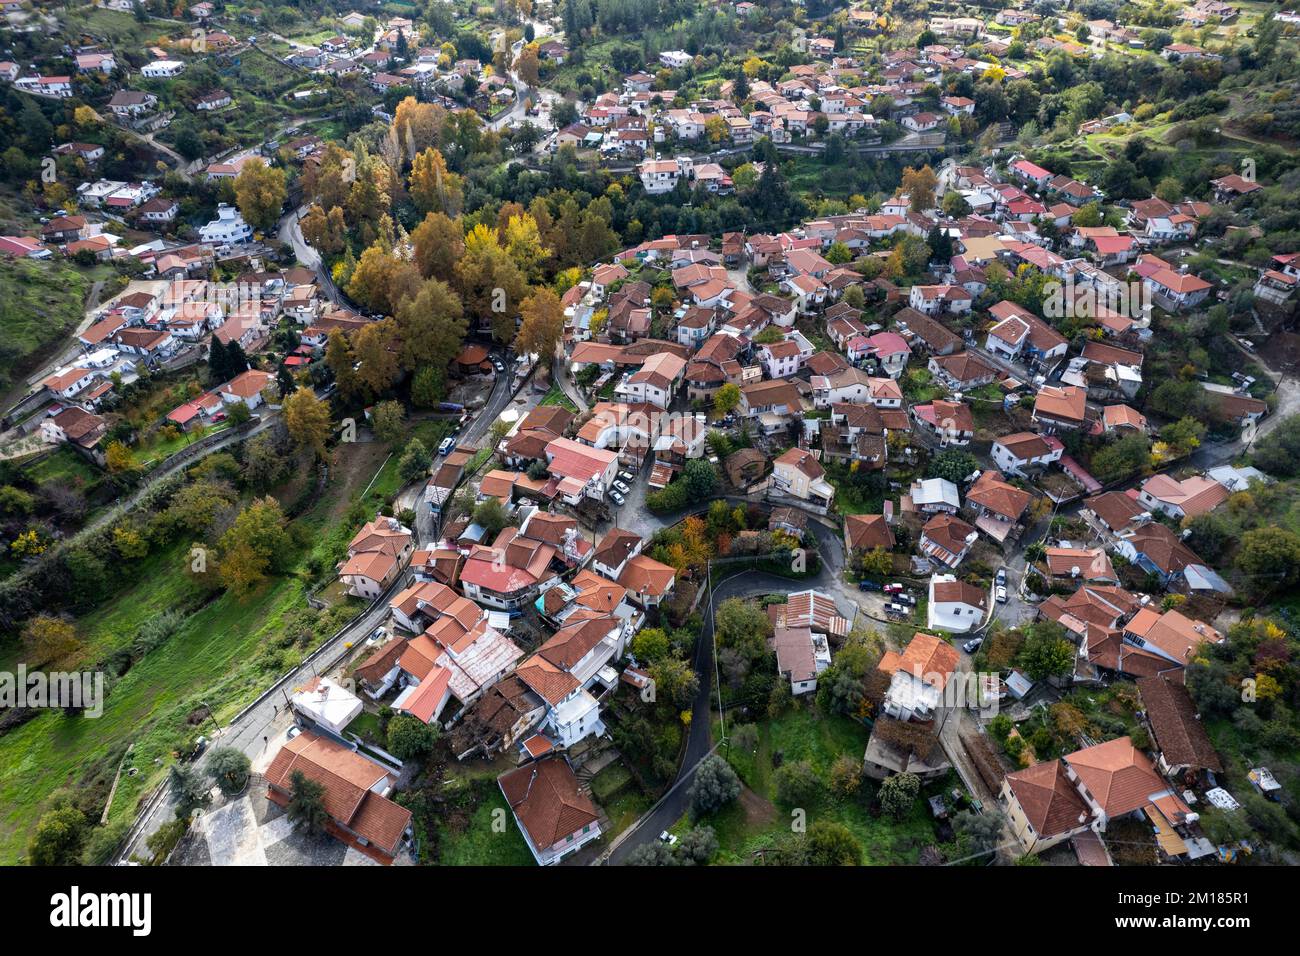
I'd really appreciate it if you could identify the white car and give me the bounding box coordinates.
[613,480,630,494]
[608,489,625,506]
[438,436,454,456]
[659,831,678,846]
[995,584,1008,604]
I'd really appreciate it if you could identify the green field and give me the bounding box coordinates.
[436,787,536,866]
[684,709,940,865]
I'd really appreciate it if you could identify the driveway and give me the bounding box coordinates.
[604,567,843,864]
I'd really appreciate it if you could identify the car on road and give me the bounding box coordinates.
[608,489,625,506]
[962,637,983,654]
[438,436,455,456]
[995,568,1007,587]
[492,358,505,372]
[995,584,1008,604]
[613,480,630,494]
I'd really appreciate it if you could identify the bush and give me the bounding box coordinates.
[387,714,439,763]
[878,771,921,819]
[773,759,820,807]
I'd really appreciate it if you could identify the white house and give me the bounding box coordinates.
[658,50,693,69]
[199,204,253,246]
[991,432,1063,477]
[927,574,988,633]
[141,60,185,78]
[639,158,681,194]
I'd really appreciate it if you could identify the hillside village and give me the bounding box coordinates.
[0,0,1298,876]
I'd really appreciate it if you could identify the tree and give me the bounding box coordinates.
[1091,433,1150,483]
[878,771,921,819]
[515,287,565,361]
[28,804,88,866]
[677,824,719,864]
[927,448,978,484]
[456,224,528,343]
[396,278,466,370]
[286,770,329,834]
[348,243,422,315]
[105,440,134,474]
[625,840,677,865]
[682,458,719,499]
[805,820,862,865]
[408,147,464,217]
[283,389,332,457]
[713,382,741,417]
[503,213,551,282]
[715,597,773,662]
[472,497,510,539]
[169,762,211,813]
[647,655,699,708]
[371,400,406,445]
[774,760,822,807]
[829,754,863,798]
[218,497,291,597]
[954,808,1005,855]
[411,365,446,407]
[398,438,432,482]
[411,211,464,282]
[689,754,741,817]
[632,627,671,662]
[1018,623,1076,680]
[387,714,439,762]
[901,165,939,212]
[207,747,251,796]
[22,615,80,665]
[515,43,540,85]
[233,158,287,232]
[1237,527,1300,596]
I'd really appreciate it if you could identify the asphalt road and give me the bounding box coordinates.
[605,568,836,864]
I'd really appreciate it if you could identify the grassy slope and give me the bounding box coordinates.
[0,258,92,394]
[0,441,395,863]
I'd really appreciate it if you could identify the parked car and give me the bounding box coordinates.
[618,471,635,484]
[995,584,1008,604]
[608,489,625,506]
[883,583,905,594]
[885,602,908,619]
[858,579,882,591]
[613,480,631,494]
[894,592,916,606]
[995,568,1007,587]
[659,831,678,846]
[962,637,983,654]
